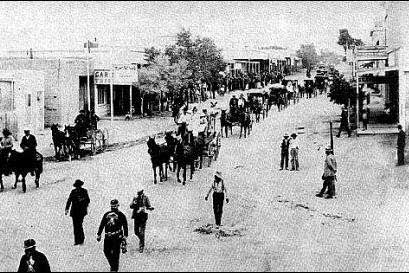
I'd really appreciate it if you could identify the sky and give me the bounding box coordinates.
[0,1,385,55]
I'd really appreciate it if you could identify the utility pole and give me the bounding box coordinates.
[86,40,91,112]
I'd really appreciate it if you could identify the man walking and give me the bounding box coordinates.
[97,199,128,272]
[205,171,229,228]
[17,239,51,272]
[397,124,406,166]
[65,179,90,245]
[316,146,337,199]
[289,133,299,171]
[336,106,351,137]
[279,133,290,170]
[130,188,154,253]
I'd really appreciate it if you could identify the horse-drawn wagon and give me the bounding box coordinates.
[52,124,108,160]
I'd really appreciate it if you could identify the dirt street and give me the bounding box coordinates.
[1,94,409,272]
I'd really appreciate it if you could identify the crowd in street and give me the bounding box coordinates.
[6,67,409,272]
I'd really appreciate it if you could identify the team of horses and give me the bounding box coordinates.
[147,129,219,185]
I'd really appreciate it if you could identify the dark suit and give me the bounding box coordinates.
[65,187,90,244]
[280,138,290,169]
[130,194,152,251]
[20,134,37,168]
[397,129,406,165]
[18,250,51,272]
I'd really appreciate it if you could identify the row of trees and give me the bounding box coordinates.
[138,29,226,112]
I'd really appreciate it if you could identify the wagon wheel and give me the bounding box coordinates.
[90,132,97,155]
[102,128,109,149]
[93,130,105,154]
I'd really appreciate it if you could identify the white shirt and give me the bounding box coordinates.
[289,137,299,149]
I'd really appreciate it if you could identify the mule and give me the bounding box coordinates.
[147,136,171,184]
[0,150,43,193]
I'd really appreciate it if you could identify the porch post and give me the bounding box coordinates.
[94,83,98,115]
[110,68,114,123]
[129,84,133,117]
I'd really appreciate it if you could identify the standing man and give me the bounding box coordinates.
[97,199,128,272]
[205,171,229,228]
[17,239,51,272]
[316,146,337,199]
[289,133,299,171]
[280,133,290,170]
[130,188,154,253]
[336,106,351,137]
[65,179,90,245]
[397,124,406,166]
[20,127,37,172]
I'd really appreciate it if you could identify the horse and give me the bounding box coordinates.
[0,150,43,193]
[147,136,171,184]
[51,124,69,160]
[64,125,81,160]
[220,109,232,138]
[174,134,197,185]
[221,109,252,139]
[165,131,178,171]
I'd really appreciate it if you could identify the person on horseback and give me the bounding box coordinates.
[0,128,14,175]
[20,128,37,174]
[74,110,88,137]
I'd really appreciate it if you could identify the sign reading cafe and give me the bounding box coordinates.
[94,64,138,85]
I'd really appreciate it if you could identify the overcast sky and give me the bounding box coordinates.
[0,1,385,54]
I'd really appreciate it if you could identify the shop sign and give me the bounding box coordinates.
[94,64,138,85]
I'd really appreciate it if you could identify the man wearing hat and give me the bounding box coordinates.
[130,188,154,253]
[280,133,290,170]
[20,127,38,173]
[17,239,51,272]
[97,199,128,272]
[65,179,90,245]
[336,105,351,138]
[316,146,337,199]
[289,133,300,171]
[205,171,229,227]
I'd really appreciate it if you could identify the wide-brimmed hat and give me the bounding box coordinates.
[73,179,84,187]
[24,239,36,250]
[284,133,289,137]
[110,199,119,207]
[214,171,223,180]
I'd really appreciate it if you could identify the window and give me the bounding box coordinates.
[98,89,104,104]
[27,94,31,107]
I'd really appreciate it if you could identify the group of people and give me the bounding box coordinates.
[65,180,154,272]
[19,169,230,272]
[74,109,100,138]
[0,127,38,176]
[279,133,300,171]
[177,104,216,140]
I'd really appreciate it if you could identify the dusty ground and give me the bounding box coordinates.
[2,92,409,272]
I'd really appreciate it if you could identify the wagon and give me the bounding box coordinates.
[78,127,109,156]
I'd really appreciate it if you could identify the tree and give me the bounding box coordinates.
[296,43,319,69]
[337,29,365,61]
[327,74,356,106]
[165,28,226,99]
[144,46,162,65]
[138,53,192,113]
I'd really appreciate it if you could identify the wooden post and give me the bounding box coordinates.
[330,121,334,153]
[110,67,114,123]
[129,84,133,117]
